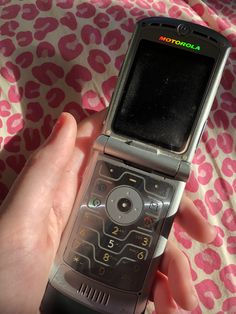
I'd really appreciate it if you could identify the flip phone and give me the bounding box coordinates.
[47,17,230,314]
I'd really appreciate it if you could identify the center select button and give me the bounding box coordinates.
[106,186,143,225]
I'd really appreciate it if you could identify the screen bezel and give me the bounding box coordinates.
[103,22,221,159]
[111,38,215,153]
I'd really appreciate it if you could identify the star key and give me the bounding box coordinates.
[73,256,80,263]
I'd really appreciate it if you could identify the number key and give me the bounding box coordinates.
[141,236,150,247]
[90,262,113,283]
[78,227,98,245]
[107,239,115,249]
[82,212,103,231]
[111,226,119,236]
[99,236,123,253]
[137,251,145,260]
[72,240,94,260]
[64,252,90,274]
[124,245,148,262]
[105,222,129,239]
[96,249,119,266]
[130,232,152,248]
[103,252,110,262]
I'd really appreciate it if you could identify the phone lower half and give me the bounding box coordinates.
[49,152,186,314]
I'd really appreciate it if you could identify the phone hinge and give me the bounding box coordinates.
[94,135,190,181]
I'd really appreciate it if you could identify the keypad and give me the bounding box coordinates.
[64,159,174,292]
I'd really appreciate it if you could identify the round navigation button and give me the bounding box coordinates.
[117,198,133,213]
[106,186,143,225]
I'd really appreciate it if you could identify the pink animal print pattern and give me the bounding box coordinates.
[0,1,235,313]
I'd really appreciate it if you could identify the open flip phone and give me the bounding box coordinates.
[46,17,230,314]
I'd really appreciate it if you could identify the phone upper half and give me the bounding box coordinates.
[102,17,231,167]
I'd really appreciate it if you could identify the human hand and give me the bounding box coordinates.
[0,111,104,314]
[151,195,216,314]
[0,111,216,314]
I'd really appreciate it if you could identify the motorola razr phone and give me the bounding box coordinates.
[47,17,231,314]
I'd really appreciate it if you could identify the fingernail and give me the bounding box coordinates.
[190,289,199,309]
[46,113,66,145]
[176,308,191,314]
[208,224,218,244]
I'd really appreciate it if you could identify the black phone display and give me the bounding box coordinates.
[113,39,215,151]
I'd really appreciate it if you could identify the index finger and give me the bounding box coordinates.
[52,110,107,232]
[0,113,77,222]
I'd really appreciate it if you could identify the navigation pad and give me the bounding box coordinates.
[64,159,174,292]
[106,186,143,225]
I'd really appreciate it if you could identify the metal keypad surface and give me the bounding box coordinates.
[64,159,174,292]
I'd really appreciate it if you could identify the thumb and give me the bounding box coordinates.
[1,112,77,224]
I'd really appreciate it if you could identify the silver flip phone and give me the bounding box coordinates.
[48,17,230,314]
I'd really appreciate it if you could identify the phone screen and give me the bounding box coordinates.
[112,39,214,152]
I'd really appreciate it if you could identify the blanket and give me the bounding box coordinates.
[0,1,235,313]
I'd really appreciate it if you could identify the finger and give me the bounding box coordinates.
[175,194,217,243]
[1,112,77,224]
[52,110,107,231]
[159,240,198,311]
[75,109,107,179]
[153,271,178,314]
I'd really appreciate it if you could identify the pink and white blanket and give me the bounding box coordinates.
[0,1,235,313]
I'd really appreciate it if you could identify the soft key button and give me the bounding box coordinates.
[94,179,113,196]
[99,161,124,180]
[145,178,172,199]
